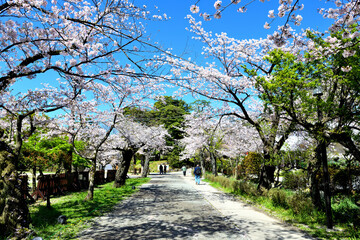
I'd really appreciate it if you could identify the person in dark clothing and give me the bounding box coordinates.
[163,163,167,174]
[159,164,163,174]
[194,165,201,185]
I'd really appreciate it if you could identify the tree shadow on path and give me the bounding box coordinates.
[78,174,312,240]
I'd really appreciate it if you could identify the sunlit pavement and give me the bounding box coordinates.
[77,171,314,240]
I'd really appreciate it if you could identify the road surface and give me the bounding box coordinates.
[77,171,314,240]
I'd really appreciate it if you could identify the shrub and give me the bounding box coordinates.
[230,180,240,192]
[205,173,215,182]
[268,188,288,208]
[218,175,232,189]
[239,152,262,180]
[287,191,314,215]
[205,173,260,197]
[332,169,351,193]
[234,180,248,194]
[218,159,235,177]
[259,186,269,197]
[247,183,260,196]
[205,174,234,190]
[235,180,260,196]
[332,197,360,224]
[282,170,307,190]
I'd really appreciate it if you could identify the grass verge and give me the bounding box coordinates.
[204,174,359,240]
[29,177,150,239]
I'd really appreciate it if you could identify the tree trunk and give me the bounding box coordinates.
[219,159,224,175]
[32,166,37,192]
[0,144,30,239]
[46,176,51,208]
[257,152,275,190]
[320,139,333,229]
[274,163,281,187]
[310,145,323,210]
[210,151,217,176]
[141,153,150,178]
[234,157,240,179]
[114,149,134,188]
[347,157,353,194]
[200,150,205,175]
[258,164,276,189]
[140,154,145,175]
[133,154,138,175]
[85,158,96,201]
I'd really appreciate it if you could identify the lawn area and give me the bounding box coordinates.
[29,177,150,240]
[133,160,170,173]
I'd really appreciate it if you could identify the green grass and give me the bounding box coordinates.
[29,178,150,239]
[149,160,169,173]
[132,160,169,174]
[204,175,360,240]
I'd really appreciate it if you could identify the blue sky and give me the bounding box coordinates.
[142,0,335,57]
[133,0,337,104]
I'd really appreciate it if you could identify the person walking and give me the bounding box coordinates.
[194,165,201,185]
[182,165,187,176]
[159,164,163,175]
[163,163,167,174]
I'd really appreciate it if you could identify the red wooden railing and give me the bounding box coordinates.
[24,170,117,201]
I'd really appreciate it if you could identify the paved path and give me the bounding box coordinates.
[77,171,314,240]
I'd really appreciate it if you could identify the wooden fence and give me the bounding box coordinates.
[19,175,35,202]
[27,170,117,201]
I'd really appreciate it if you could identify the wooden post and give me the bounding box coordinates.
[46,175,51,208]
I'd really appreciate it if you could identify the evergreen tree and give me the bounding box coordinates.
[124,96,190,167]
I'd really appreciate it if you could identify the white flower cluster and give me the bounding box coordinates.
[0,0,156,94]
[322,1,360,36]
[214,1,222,10]
[263,1,304,32]
[267,25,295,47]
[190,5,200,14]
[341,66,352,72]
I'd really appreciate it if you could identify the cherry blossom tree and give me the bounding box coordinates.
[139,125,168,178]
[180,112,222,175]
[65,111,119,200]
[104,118,168,186]
[51,106,125,200]
[0,0,166,93]
[189,1,360,47]
[48,69,163,199]
[0,79,81,238]
[219,118,262,158]
[185,0,360,229]
[219,117,263,176]
[163,16,298,189]
[0,0,168,235]
[181,111,263,177]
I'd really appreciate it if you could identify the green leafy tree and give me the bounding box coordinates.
[152,96,190,167]
[125,96,190,167]
[21,134,89,190]
[238,152,263,180]
[153,96,190,139]
[259,31,360,161]
[258,28,360,229]
[123,107,156,126]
